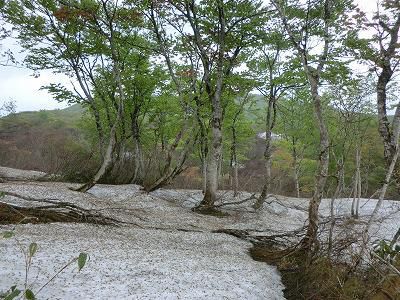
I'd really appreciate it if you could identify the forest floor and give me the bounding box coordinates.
[0,167,399,299]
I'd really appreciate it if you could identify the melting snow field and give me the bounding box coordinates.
[0,224,283,299]
[0,181,285,300]
[0,174,399,299]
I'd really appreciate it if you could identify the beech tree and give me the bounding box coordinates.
[248,25,305,208]
[143,1,202,192]
[149,0,268,210]
[3,1,124,190]
[348,0,400,189]
[3,0,173,190]
[272,0,354,252]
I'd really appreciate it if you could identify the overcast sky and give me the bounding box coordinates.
[0,0,377,113]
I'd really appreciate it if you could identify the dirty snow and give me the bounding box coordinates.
[1,166,399,299]
[0,224,283,299]
[0,167,48,181]
[0,181,285,299]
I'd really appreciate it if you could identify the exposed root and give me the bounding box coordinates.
[192,206,230,217]
[0,191,131,226]
[214,194,257,208]
[0,202,119,225]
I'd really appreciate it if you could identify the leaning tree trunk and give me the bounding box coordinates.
[144,119,194,192]
[74,121,118,192]
[351,141,400,274]
[390,226,400,248]
[366,139,400,232]
[74,33,124,193]
[144,133,194,192]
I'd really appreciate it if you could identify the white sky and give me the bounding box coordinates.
[0,0,377,113]
[0,38,71,112]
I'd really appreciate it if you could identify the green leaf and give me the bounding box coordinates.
[2,231,15,239]
[0,191,5,198]
[29,242,38,257]
[24,289,35,300]
[4,287,21,300]
[78,252,88,271]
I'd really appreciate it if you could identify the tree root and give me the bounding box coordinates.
[0,191,129,226]
[192,206,230,217]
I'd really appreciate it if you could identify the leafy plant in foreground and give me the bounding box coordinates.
[0,231,88,300]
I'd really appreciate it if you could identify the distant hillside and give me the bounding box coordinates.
[0,103,96,180]
[0,103,85,130]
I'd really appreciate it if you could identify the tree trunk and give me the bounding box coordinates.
[130,108,144,184]
[351,148,362,218]
[273,0,333,254]
[352,142,400,274]
[390,226,400,248]
[132,136,144,184]
[144,129,194,192]
[196,109,208,194]
[233,162,239,197]
[218,152,223,190]
[144,119,194,192]
[196,1,225,210]
[202,159,207,194]
[200,110,223,208]
[357,170,396,272]
[74,123,118,192]
[350,14,400,271]
[230,127,239,197]
[328,158,344,258]
[74,29,124,193]
[294,166,300,198]
[301,75,330,253]
[292,141,301,198]
[377,63,396,162]
[356,149,362,217]
[88,103,105,155]
[254,93,276,209]
[375,12,400,191]
[366,145,400,231]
